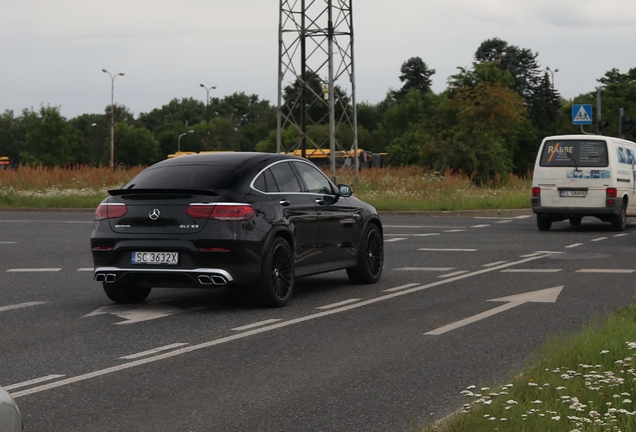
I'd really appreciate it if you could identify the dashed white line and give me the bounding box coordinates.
[591,237,608,242]
[0,301,48,313]
[77,268,93,272]
[0,241,17,244]
[444,229,465,233]
[316,299,361,310]
[496,220,513,224]
[119,343,190,360]
[438,271,469,278]
[419,248,477,252]
[383,283,421,293]
[470,224,490,228]
[231,319,282,331]
[383,225,466,229]
[614,234,629,237]
[385,238,407,243]
[483,261,508,267]
[9,253,554,399]
[3,374,66,391]
[6,268,61,273]
[514,215,532,219]
[519,252,544,258]
[395,267,455,272]
[501,269,563,273]
[414,233,441,237]
[576,269,636,274]
[565,243,583,249]
[473,217,513,220]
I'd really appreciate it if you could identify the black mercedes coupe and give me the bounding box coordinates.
[91,152,384,307]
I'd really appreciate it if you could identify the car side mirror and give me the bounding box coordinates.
[338,184,353,197]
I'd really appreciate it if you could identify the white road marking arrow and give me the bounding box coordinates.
[425,286,564,336]
[82,303,197,325]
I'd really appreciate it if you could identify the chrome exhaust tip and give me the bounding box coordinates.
[104,274,117,283]
[210,276,228,285]
[198,275,212,285]
[94,273,105,282]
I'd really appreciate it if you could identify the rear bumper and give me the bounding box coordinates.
[532,202,623,217]
[94,267,234,288]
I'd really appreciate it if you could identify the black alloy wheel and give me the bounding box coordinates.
[255,237,294,307]
[103,282,152,304]
[347,224,383,284]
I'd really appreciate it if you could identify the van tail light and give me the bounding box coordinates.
[532,187,541,197]
[606,188,618,198]
[187,204,255,221]
[95,204,127,220]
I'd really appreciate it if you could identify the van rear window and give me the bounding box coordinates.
[539,140,608,167]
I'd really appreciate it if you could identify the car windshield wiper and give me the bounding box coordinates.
[566,152,580,171]
[108,188,220,196]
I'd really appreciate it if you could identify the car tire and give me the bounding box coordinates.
[347,223,384,284]
[569,216,582,226]
[253,237,294,308]
[612,204,627,232]
[537,215,552,231]
[103,282,152,304]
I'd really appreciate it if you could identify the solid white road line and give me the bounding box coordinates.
[6,268,61,272]
[10,253,554,399]
[482,261,508,267]
[470,224,490,228]
[316,299,361,310]
[383,283,421,293]
[419,248,477,252]
[119,343,189,360]
[444,229,465,233]
[231,319,282,331]
[385,238,407,243]
[519,252,544,258]
[438,271,469,278]
[4,375,66,391]
[576,269,636,274]
[0,301,48,313]
[77,268,93,272]
[565,243,583,248]
[591,237,608,242]
[383,225,466,229]
[395,267,455,272]
[501,269,563,273]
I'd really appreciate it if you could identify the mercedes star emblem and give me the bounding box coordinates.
[149,208,161,220]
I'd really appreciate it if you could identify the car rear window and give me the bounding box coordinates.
[539,140,608,167]
[124,164,239,190]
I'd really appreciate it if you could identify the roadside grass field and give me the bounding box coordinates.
[422,303,636,432]
[0,165,532,210]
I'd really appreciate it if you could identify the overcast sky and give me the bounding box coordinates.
[2,0,636,120]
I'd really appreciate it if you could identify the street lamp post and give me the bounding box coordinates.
[178,130,195,152]
[200,84,216,151]
[102,69,125,169]
[546,66,559,90]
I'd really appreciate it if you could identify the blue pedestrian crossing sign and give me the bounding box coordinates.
[572,104,593,125]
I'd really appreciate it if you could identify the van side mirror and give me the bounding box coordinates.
[338,184,353,197]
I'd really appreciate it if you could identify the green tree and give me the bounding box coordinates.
[392,57,436,101]
[113,123,160,166]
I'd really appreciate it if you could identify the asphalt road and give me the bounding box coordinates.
[2,211,636,431]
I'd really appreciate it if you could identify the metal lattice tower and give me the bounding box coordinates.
[277,0,358,176]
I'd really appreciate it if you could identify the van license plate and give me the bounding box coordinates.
[131,252,179,265]
[560,190,586,197]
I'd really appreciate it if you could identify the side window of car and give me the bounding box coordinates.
[253,173,266,191]
[269,162,302,192]
[293,161,334,194]
[264,169,279,192]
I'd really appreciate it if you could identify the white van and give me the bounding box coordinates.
[531,134,636,231]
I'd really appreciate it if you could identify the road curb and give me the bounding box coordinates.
[0,207,535,217]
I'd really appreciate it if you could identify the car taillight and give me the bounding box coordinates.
[532,187,541,197]
[95,204,127,220]
[187,204,255,221]
[606,188,618,198]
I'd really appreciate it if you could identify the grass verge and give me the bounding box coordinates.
[425,303,636,431]
[0,165,532,211]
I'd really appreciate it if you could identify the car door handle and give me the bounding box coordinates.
[279,199,290,207]
[315,199,325,205]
